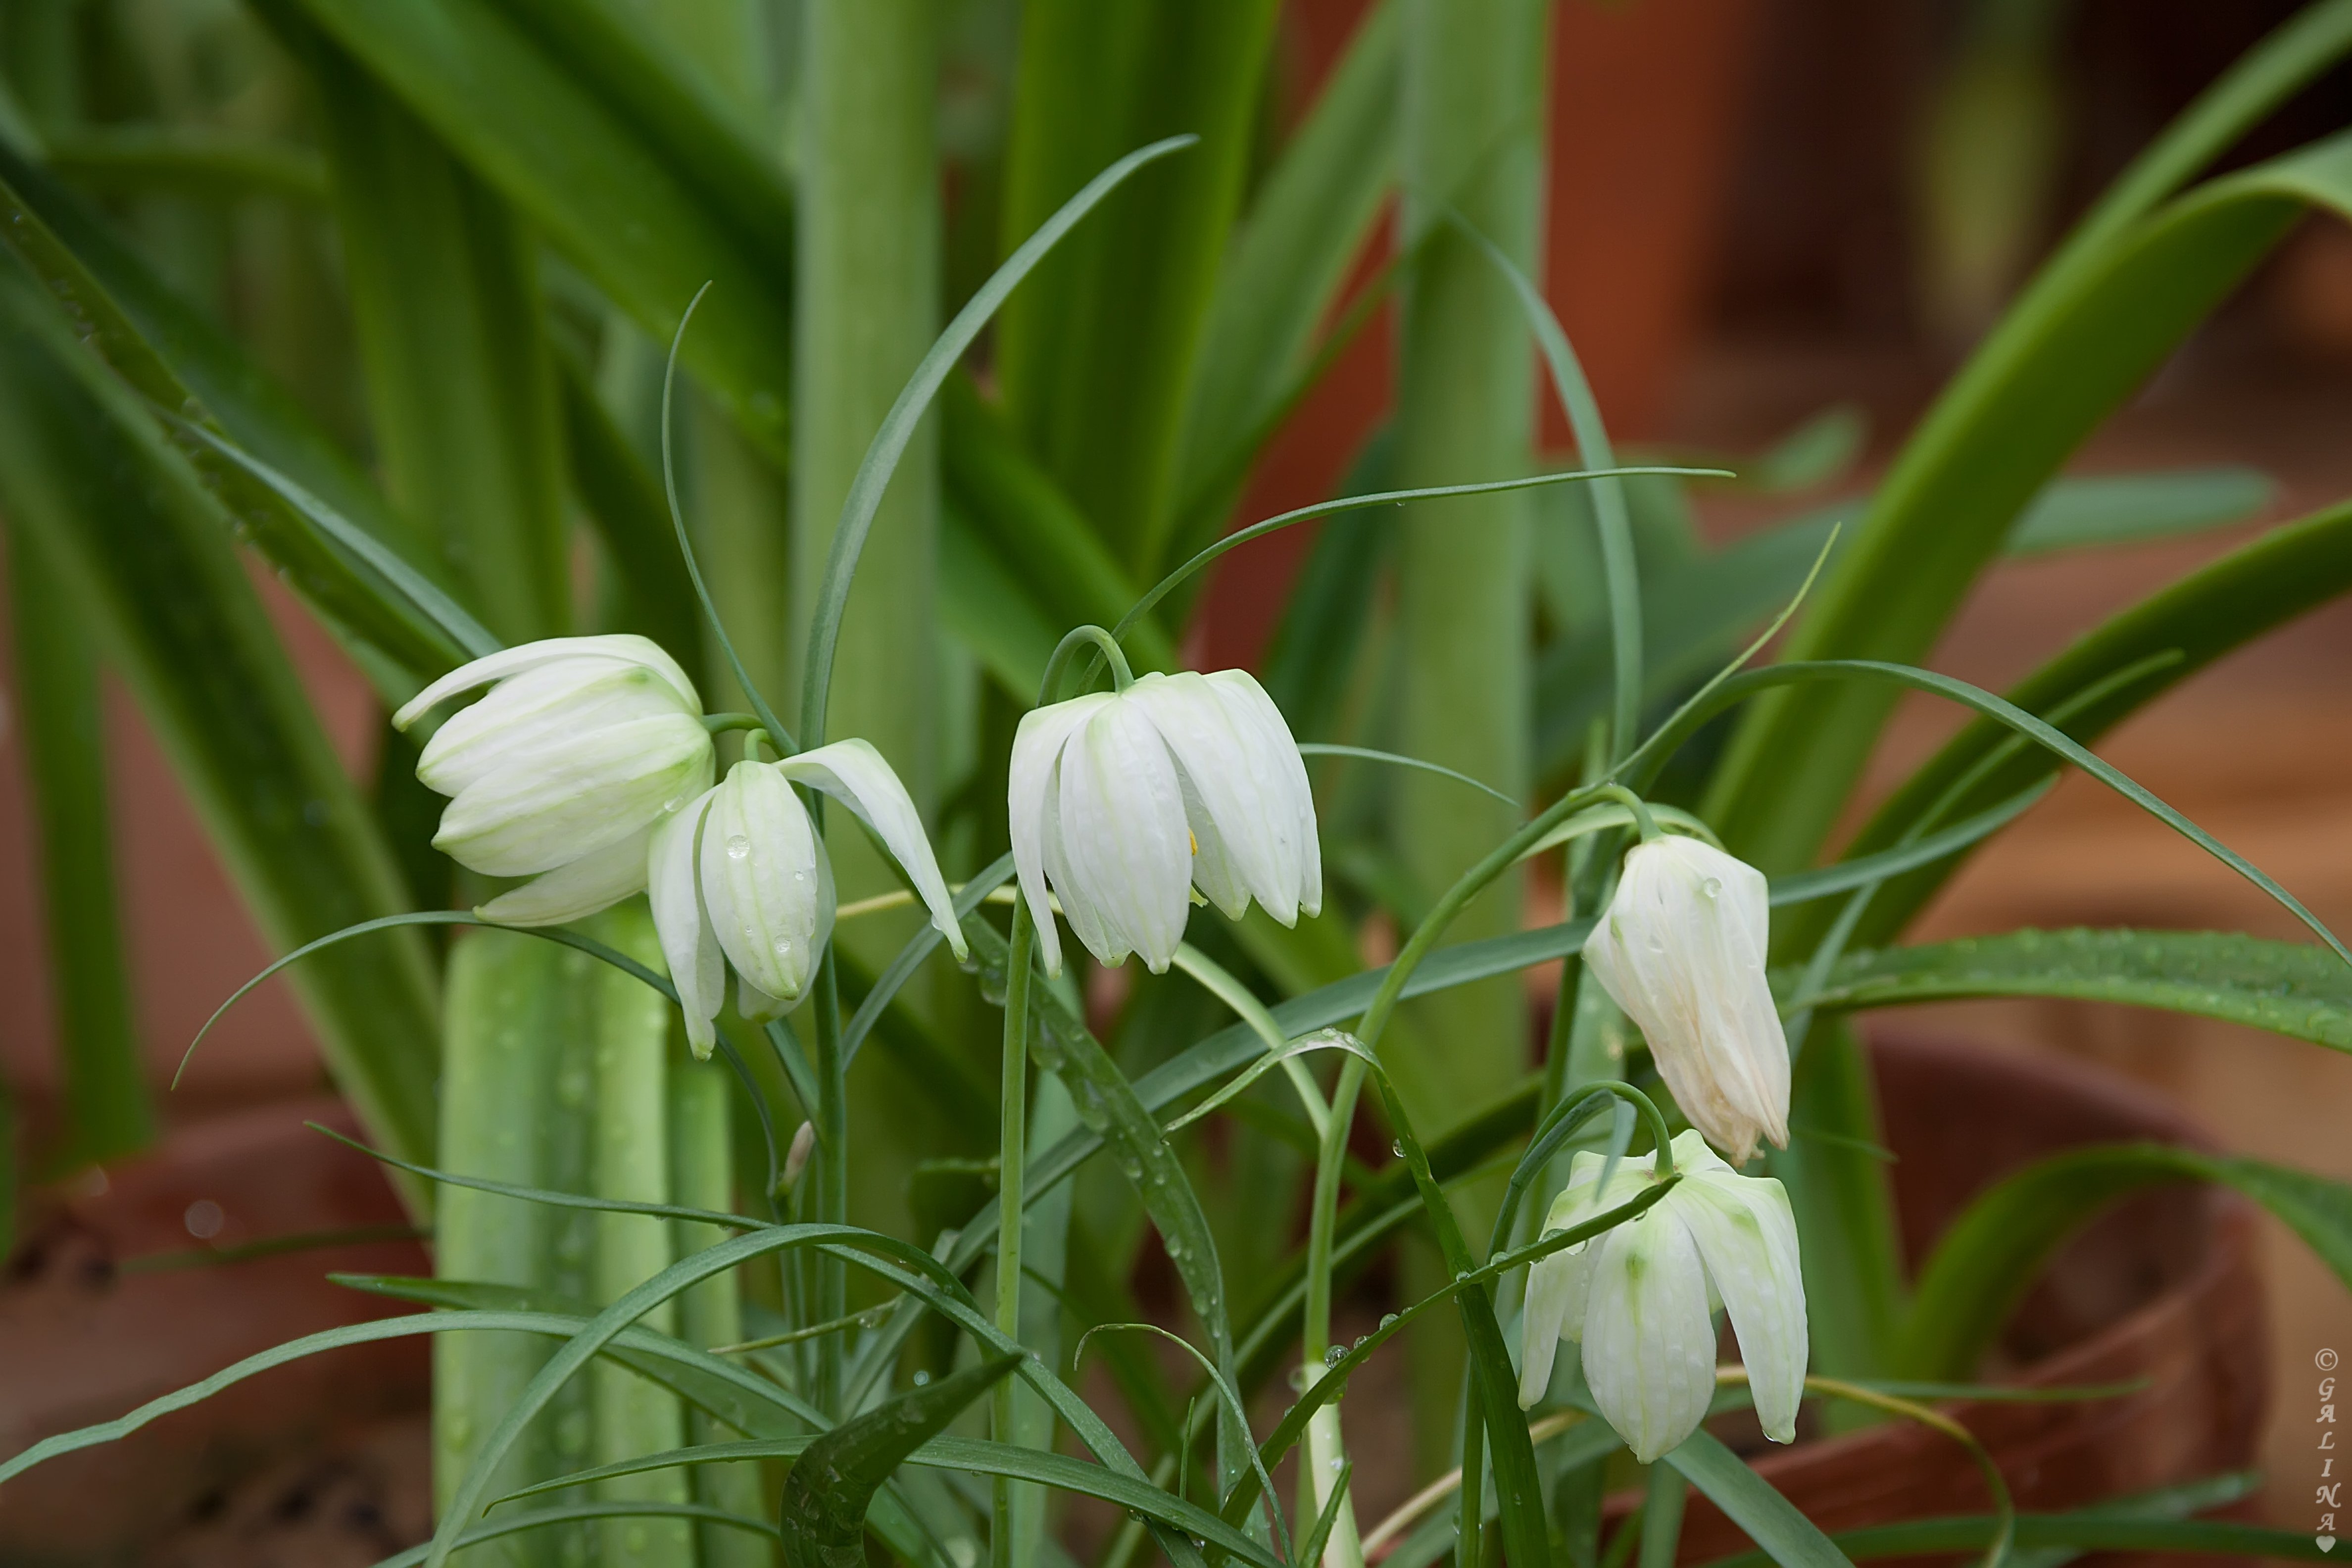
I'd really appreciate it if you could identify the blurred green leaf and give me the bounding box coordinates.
[1706,4,2352,872]
[44,125,328,203]
[1786,927,2352,1050]
[0,148,473,686]
[995,0,1280,573]
[1899,1141,2352,1380]
[554,349,705,685]
[301,32,570,643]
[1663,1431,1853,1568]
[1168,0,1397,553]
[0,269,440,1180]
[2007,463,2275,554]
[268,0,794,461]
[3,521,153,1163]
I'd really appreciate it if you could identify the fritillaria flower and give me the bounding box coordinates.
[1517,1132,1807,1463]
[393,636,714,926]
[1582,835,1791,1165]
[650,741,965,1057]
[1008,669,1319,976]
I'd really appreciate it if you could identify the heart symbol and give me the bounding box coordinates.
[2318,1537,2337,1553]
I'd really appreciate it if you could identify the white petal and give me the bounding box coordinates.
[473,828,651,927]
[1518,1251,1587,1408]
[701,762,829,1002]
[393,634,700,729]
[1680,1165,1808,1445]
[434,712,714,877]
[1580,1207,1716,1464]
[1583,837,1789,1164]
[1055,695,1193,971]
[1128,671,1317,926]
[649,790,723,1058]
[737,972,789,1024]
[778,738,966,962]
[1008,695,1112,977]
[417,657,693,797]
[1203,670,1320,920]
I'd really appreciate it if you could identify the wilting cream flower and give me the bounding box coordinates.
[1517,1132,1806,1463]
[1008,669,1319,976]
[1582,835,1790,1165]
[394,636,714,926]
[650,741,965,1057]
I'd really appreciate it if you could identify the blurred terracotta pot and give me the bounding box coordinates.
[0,1099,432,1564]
[1646,1034,2267,1564]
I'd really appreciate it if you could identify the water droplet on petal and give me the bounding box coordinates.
[1701,877,1723,898]
[726,834,752,861]
[774,937,792,958]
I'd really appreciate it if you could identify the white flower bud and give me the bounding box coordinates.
[1581,835,1790,1165]
[394,636,714,927]
[647,739,965,1055]
[782,1120,816,1192]
[1008,669,1320,976]
[1517,1132,1807,1463]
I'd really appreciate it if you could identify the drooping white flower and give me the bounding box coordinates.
[1009,669,1320,976]
[1517,1131,1806,1463]
[649,740,966,1056]
[1582,835,1790,1165]
[393,636,714,926]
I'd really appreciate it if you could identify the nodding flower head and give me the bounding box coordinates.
[648,740,964,1058]
[393,636,714,927]
[1008,668,1320,977]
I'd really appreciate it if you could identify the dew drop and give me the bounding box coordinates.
[726,834,752,861]
[913,1370,931,1386]
[662,796,684,813]
[775,937,793,957]
[1329,1457,1343,1472]
[1323,1345,1344,1365]
[1391,1140,1405,1159]
[1701,877,1723,899]
[793,869,807,882]
[1378,1313,1398,1329]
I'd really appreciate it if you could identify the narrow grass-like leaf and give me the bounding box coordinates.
[2006,464,2275,554]
[1298,742,1519,808]
[1816,496,2352,953]
[43,125,329,202]
[554,350,704,680]
[799,135,1198,749]
[1901,1143,2352,1380]
[1662,1431,1855,1568]
[369,1503,781,1568]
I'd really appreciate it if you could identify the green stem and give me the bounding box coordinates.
[810,952,847,1419]
[993,899,1036,1568]
[1040,622,1136,703]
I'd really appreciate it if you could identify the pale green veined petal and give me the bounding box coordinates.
[1009,693,1112,976]
[777,738,967,962]
[474,826,652,927]
[1125,671,1281,921]
[700,761,829,1002]
[392,633,701,728]
[417,656,692,796]
[1203,668,1319,919]
[1681,1167,1808,1445]
[1517,1249,1589,1408]
[434,712,714,877]
[1057,696,1193,972]
[1580,1207,1715,1464]
[648,788,723,1058]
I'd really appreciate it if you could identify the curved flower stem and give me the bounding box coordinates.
[1585,783,1662,845]
[992,898,1036,1568]
[1038,623,1135,705]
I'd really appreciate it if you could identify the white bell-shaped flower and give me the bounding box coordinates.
[1517,1131,1806,1463]
[1009,669,1320,976]
[1582,835,1790,1165]
[394,636,714,926]
[649,740,966,1057]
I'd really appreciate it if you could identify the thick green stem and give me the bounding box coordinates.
[993,900,1036,1568]
[587,904,690,1568]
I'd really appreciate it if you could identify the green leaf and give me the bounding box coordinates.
[554,349,705,684]
[272,0,794,461]
[42,125,329,203]
[1811,496,2352,954]
[1661,1430,1854,1568]
[0,270,441,1180]
[1168,0,1397,546]
[1899,1141,2352,1380]
[0,149,474,685]
[779,1355,1021,1568]
[371,1503,780,1568]
[2006,463,2275,554]
[1706,102,2352,871]
[1787,928,2352,1052]
[995,0,1280,574]
[3,521,152,1162]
